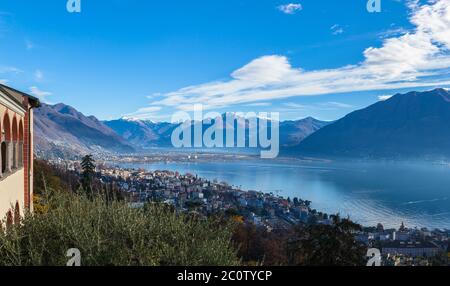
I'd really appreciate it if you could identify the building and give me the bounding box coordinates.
[382,241,440,258]
[0,84,40,225]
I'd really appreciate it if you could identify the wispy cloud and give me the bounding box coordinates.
[282,101,353,111]
[378,95,393,101]
[330,24,344,35]
[0,66,22,85]
[25,39,35,50]
[323,101,353,108]
[278,3,303,14]
[133,0,450,114]
[283,102,308,109]
[0,66,23,74]
[245,102,272,107]
[378,26,410,39]
[29,86,52,102]
[34,69,44,81]
[123,106,162,120]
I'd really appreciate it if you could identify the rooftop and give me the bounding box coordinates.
[0,83,41,108]
[382,241,439,249]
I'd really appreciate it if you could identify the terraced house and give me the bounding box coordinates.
[0,84,40,225]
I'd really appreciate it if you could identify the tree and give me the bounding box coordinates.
[288,218,366,266]
[81,155,96,196]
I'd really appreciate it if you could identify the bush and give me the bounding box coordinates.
[0,191,240,266]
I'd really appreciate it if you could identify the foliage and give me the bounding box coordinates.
[34,159,80,195]
[81,155,96,195]
[0,191,240,266]
[232,223,292,266]
[29,159,368,266]
[287,217,366,266]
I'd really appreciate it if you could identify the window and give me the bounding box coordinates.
[1,141,6,174]
[12,116,18,169]
[19,120,24,168]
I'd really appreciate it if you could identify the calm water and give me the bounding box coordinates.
[117,160,450,229]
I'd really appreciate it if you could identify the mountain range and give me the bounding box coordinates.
[34,88,450,160]
[104,115,329,150]
[291,88,450,159]
[34,104,329,158]
[34,103,135,158]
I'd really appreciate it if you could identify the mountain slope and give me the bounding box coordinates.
[35,103,135,158]
[104,119,175,148]
[279,117,330,147]
[291,88,450,158]
[104,116,329,149]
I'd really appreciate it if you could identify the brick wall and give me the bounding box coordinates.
[23,99,30,210]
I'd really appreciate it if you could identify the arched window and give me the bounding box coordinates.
[1,142,6,174]
[3,112,11,141]
[12,116,18,169]
[18,120,24,168]
[2,113,11,174]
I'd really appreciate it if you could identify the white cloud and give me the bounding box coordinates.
[378,27,410,39]
[245,102,272,107]
[0,66,23,74]
[324,102,353,108]
[123,106,162,120]
[29,86,52,102]
[278,3,302,14]
[330,24,344,35]
[283,102,308,109]
[282,101,353,111]
[135,0,450,114]
[378,95,393,101]
[0,67,22,86]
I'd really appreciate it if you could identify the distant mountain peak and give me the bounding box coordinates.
[292,88,450,159]
[34,103,134,159]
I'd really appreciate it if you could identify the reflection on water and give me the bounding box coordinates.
[117,160,450,229]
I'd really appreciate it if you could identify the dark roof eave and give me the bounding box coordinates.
[28,96,41,108]
[0,83,41,109]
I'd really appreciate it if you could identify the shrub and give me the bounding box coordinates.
[0,191,240,266]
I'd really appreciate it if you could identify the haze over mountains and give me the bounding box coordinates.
[104,115,329,150]
[34,104,329,158]
[34,88,450,160]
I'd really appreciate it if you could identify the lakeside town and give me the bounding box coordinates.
[48,158,450,266]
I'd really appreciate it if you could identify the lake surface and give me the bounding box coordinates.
[116,160,450,230]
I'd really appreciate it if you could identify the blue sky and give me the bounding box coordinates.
[1,0,450,121]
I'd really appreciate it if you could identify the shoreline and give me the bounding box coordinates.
[99,160,450,232]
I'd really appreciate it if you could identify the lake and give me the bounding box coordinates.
[116,160,450,230]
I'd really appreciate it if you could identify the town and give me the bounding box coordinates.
[51,158,450,266]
